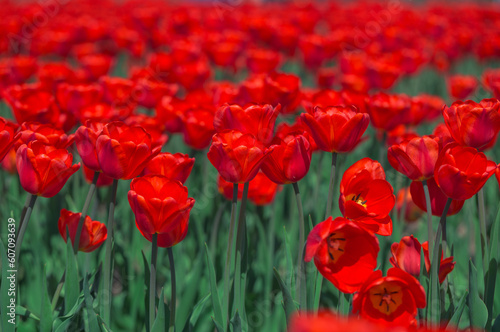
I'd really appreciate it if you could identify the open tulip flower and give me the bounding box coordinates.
[434,143,497,200]
[17,122,74,150]
[58,209,107,253]
[352,268,426,327]
[96,121,161,180]
[305,217,379,293]
[143,152,195,184]
[261,133,312,184]
[300,105,369,153]
[410,177,464,216]
[128,175,195,248]
[16,140,80,198]
[442,99,500,150]
[339,158,395,235]
[214,104,280,145]
[387,136,440,181]
[207,130,272,183]
[0,117,20,162]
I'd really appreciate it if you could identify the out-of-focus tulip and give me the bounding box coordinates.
[288,311,388,332]
[442,99,500,150]
[366,92,412,132]
[305,217,379,293]
[447,75,478,100]
[143,152,195,184]
[182,108,216,150]
[410,177,464,216]
[3,84,59,125]
[300,105,369,153]
[217,172,281,206]
[16,141,80,198]
[339,158,395,236]
[96,122,161,180]
[387,136,440,181]
[434,143,497,200]
[410,94,446,125]
[422,241,455,283]
[75,121,105,172]
[0,117,19,162]
[56,83,102,119]
[128,175,195,248]
[207,130,271,183]
[58,209,107,253]
[352,268,426,327]
[396,187,423,223]
[246,48,281,74]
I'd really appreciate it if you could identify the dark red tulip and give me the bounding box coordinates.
[410,177,464,216]
[389,235,422,278]
[82,166,113,187]
[58,209,107,253]
[75,121,105,172]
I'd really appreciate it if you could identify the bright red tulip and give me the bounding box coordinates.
[128,175,195,248]
[261,134,311,184]
[447,75,478,100]
[265,72,302,115]
[410,94,445,125]
[422,242,456,283]
[352,268,426,327]
[0,117,19,162]
[305,217,379,293]
[410,177,464,217]
[16,141,80,198]
[58,209,107,253]
[56,83,102,118]
[217,172,281,206]
[214,104,280,145]
[17,122,74,150]
[96,122,161,180]
[434,143,497,200]
[366,92,412,132]
[339,158,395,236]
[300,105,369,153]
[389,235,422,278]
[182,108,216,150]
[288,311,387,332]
[75,121,105,172]
[246,48,281,74]
[387,136,440,181]
[82,166,113,187]
[143,152,195,184]
[442,99,500,150]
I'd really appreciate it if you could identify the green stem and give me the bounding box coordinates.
[478,189,489,274]
[167,247,176,332]
[15,194,37,263]
[440,198,452,254]
[325,152,338,219]
[74,171,99,253]
[265,201,277,300]
[292,182,306,310]
[149,234,158,329]
[234,183,249,318]
[17,194,31,235]
[223,184,238,329]
[101,179,118,324]
[422,179,433,255]
[51,270,66,310]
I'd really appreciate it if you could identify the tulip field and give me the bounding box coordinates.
[2,0,500,331]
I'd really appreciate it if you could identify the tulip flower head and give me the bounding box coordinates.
[58,209,107,253]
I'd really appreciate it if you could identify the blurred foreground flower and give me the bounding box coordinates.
[58,209,107,253]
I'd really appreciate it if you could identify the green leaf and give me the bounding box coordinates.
[211,317,224,332]
[186,293,210,332]
[151,288,166,332]
[40,266,53,332]
[490,206,500,264]
[429,224,442,325]
[15,306,40,321]
[485,259,497,330]
[283,227,295,298]
[468,260,488,329]
[83,273,100,332]
[65,230,79,314]
[142,250,151,332]
[230,311,241,332]
[446,291,468,330]
[204,243,224,329]
[0,238,15,332]
[492,313,500,332]
[273,267,297,325]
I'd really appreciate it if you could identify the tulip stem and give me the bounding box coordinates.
[167,247,176,332]
[15,194,37,264]
[101,179,118,324]
[478,189,489,274]
[17,194,31,234]
[149,234,158,329]
[292,182,307,310]
[325,152,338,219]
[422,179,433,255]
[440,198,452,254]
[74,171,99,253]
[223,184,238,329]
[234,182,249,320]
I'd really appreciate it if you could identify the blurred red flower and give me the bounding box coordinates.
[217,172,281,206]
[447,75,478,100]
[0,117,19,162]
[396,187,423,223]
[366,92,412,132]
[58,209,107,253]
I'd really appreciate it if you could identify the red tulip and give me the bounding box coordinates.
[366,92,412,131]
[214,104,280,145]
[300,105,369,153]
[265,72,302,115]
[422,242,456,283]
[288,311,387,332]
[496,166,500,191]
[352,268,426,327]
[410,94,445,125]
[8,56,37,84]
[58,209,107,253]
[389,235,422,278]
[82,166,114,187]
[133,78,178,109]
[16,141,80,198]
[207,130,271,183]
[182,108,216,150]
[305,217,379,293]
[339,158,395,236]
[143,152,195,184]
[246,48,281,74]
[100,76,136,108]
[37,62,75,91]
[128,175,195,248]
[434,143,497,200]
[396,187,423,223]
[17,122,74,150]
[75,121,105,172]
[96,122,161,180]
[410,177,464,217]
[442,99,500,150]
[217,172,281,206]
[387,136,440,181]
[447,75,478,100]
[0,117,20,162]
[261,134,311,184]
[56,83,102,119]
[124,114,169,148]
